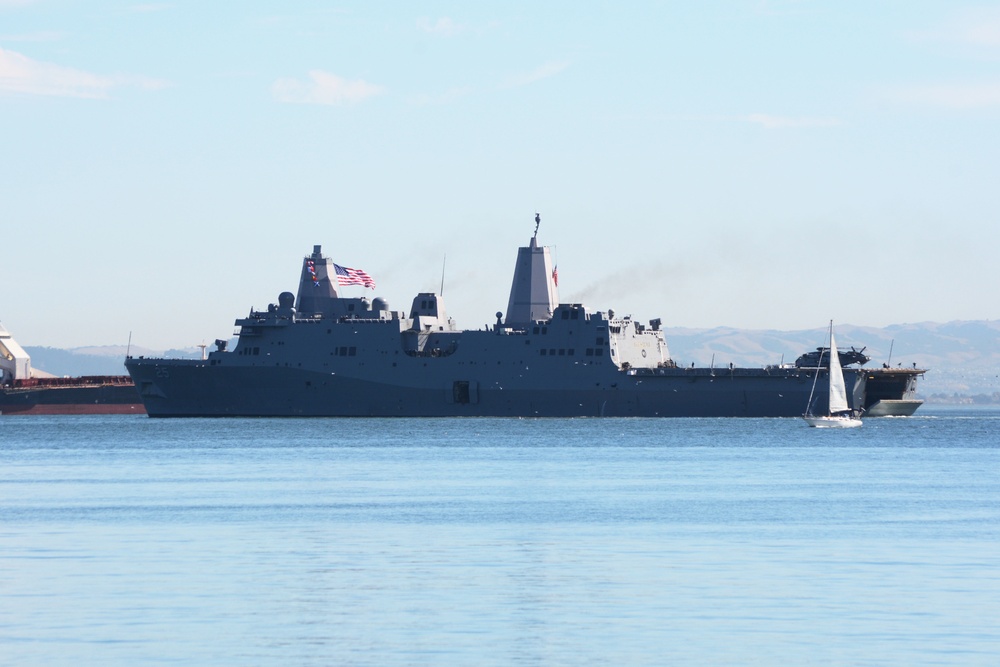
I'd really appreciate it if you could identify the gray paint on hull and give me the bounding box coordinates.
[126,357,861,418]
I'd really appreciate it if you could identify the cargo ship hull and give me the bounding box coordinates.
[0,377,144,416]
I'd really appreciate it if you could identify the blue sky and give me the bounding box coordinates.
[2,1,998,349]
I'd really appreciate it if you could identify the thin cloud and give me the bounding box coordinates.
[0,47,168,98]
[745,113,843,129]
[955,20,1000,47]
[909,8,1000,48]
[499,60,570,89]
[888,82,1000,109]
[272,70,385,105]
[0,30,65,42]
[410,86,474,106]
[416,17,464,37]
[632,113,844,128]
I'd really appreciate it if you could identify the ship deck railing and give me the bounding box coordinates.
[7,375,135,389]
[627,365,805,378]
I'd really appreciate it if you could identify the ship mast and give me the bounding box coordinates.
[295,245,340,317]
[503,213,559,328]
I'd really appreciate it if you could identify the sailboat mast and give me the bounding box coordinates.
[827,320,851,415]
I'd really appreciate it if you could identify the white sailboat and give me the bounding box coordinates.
[804,321,863,428]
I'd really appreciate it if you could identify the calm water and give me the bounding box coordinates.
[2,408,999,666]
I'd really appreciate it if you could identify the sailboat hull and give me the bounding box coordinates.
[803,415,863,428]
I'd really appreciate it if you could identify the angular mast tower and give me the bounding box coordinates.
[295,245,340,317]
[504,214,559,328]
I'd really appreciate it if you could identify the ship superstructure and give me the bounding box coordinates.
[0,322,32,385]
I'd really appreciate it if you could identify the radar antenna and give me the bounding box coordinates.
[440,254,446,295]
[533,212,541,239]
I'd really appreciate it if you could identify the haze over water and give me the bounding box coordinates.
[2,409,999,665]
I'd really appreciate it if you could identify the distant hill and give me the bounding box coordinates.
[25,345,204,378]
[663,321,1000,367]
[662,321,1000,400]
[23,321,1000,400]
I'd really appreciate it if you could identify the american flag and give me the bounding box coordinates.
[334,263,376,289]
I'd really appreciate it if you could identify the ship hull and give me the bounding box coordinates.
[126,359,872,418]
[864,399,924,417]
[0,380,144,416]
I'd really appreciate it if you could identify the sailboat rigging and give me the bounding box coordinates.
[803,321,863,428]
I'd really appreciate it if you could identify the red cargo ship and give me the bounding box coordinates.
[1,323,144,415]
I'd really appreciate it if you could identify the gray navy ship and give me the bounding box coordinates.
[125,219,925,418]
